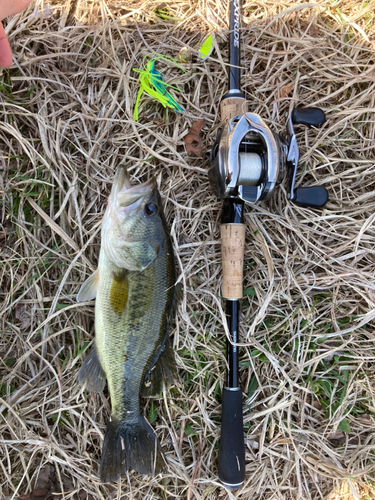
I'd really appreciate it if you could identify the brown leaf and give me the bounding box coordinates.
[328,431,346,448]
[312,400,323,410]
[328,431,345,440]
[184,119,205,157]
[307,24,322,36]
[78,490,94,500]
[15,304,31,331]
[300,21,322,36]
[18,488,50,500]
[17,465,53,500]
[178,232,192,246]
[59,474,74,495]
[280,82,294,98]
[33,465,52,490]
[0,220,13,240]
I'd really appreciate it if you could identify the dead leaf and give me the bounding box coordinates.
[273,438,291,445]
[312,400,323,410]
[307,24,322,36]
[0,220,13,239]
[34,465,52,489]
[184,119,205,157]
[78,490,94,500]
[15,304,31,331]
[300,21,322,36]
[279,82,294,98]
[178,232,192,246]
[357,413,373,425]
[328,431,345,440]
[16,465,53,500]
[60,474,74,493]
[18,488,50,500]
[326,480,362,500]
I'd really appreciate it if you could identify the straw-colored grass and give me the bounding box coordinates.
[1,0,375,498]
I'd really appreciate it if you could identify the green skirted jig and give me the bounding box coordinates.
[133,57,184,121]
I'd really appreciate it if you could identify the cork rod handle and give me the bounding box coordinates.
[220,97,247,122]
[221,223,245,300]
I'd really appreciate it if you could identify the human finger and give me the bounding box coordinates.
[0,21,12,67]
[0,0,32,22]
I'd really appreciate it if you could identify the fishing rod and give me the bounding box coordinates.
[208,0,328,489]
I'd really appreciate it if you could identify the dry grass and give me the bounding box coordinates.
[1,0,375,499]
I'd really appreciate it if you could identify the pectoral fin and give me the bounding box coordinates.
[142,337,176,397]
[78,346,106,392]
[77,270,99,302]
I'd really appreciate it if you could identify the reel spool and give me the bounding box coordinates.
[238,152,262,186]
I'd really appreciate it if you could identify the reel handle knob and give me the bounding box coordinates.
[292,186,328,208]
[292,107,326,127]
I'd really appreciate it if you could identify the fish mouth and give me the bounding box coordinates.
[113,166,156,207]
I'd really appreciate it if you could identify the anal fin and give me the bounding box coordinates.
[78,346,106,392]
[142,337,176,397]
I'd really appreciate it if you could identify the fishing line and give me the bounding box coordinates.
[238,152,262,185]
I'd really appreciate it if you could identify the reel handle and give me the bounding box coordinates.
[288,107,328,208]
[218,387,246,488]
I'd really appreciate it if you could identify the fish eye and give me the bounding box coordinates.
[145,202,157,216]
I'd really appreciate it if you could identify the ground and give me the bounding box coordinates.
[1,0,375,499]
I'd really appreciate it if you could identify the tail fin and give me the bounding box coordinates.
[100,415,166,482]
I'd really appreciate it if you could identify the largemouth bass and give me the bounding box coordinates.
[77,166,179,482]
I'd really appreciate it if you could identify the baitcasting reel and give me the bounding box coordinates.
[209,107,328,208]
